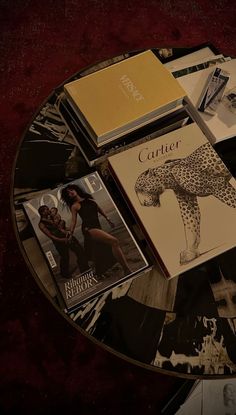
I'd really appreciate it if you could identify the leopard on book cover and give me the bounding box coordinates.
[109,123,236,279]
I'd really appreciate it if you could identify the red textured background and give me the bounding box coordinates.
[1,1,236,413]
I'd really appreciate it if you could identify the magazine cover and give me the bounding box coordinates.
[23,172,149,311]
[109,123,236,279]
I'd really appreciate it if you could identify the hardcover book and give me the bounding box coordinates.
[177,59,236,143]
[63,50,186,147]
[23,172,149,311]
[55,91,189,167]
[108,122,236,279]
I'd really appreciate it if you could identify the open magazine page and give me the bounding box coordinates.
[172,379,236,414]
[203,379,236,414]
[177,59,236,143]
[175,381,202,415]
[171,55,230,78]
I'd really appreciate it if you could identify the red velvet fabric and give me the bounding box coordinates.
[1,1,236,413]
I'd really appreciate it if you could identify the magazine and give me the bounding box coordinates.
[23,172,149,311]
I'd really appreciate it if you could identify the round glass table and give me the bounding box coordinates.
[12,47,236,379]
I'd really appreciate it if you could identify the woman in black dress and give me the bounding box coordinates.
[61,184,131,276]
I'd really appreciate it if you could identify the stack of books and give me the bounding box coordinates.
[64,50,186,146]
[56,49,188,166]
[24,43,236,312]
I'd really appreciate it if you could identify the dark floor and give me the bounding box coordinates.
[1,0,236,413]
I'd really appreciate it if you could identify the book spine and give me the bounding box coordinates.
[108,163,171,279]
[64,88,98,144]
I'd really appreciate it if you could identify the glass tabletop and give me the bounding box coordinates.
[11,46,236,379]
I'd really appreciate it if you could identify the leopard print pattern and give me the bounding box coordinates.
[135,142,236,264]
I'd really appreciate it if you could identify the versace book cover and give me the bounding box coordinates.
[64,50,186,146]
[109,123,236,279]
[23,172,149,312]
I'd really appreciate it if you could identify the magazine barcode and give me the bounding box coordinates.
[46,251,57,268]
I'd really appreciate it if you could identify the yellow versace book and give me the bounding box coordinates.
[64,50,186,147]
[109,123,236,279]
